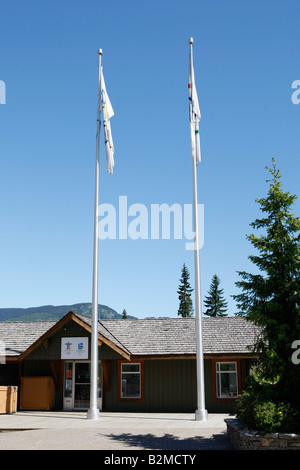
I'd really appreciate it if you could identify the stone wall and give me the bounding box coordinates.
[225,418,300,450]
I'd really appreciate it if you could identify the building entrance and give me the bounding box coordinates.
[63,360,102,411]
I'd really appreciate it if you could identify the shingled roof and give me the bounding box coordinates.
[97,316,261,357]
[0,321,56,357]
[0,314,261,360]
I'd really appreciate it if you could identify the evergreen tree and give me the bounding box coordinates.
[204,274,228,316]
[233,159,300,431]
[177,264,194,317]
[122,309,127,319]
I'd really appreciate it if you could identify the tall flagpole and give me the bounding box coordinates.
[87,48,102,420]
[189,38,208,421]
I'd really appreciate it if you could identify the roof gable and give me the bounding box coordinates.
[17,312,130,360]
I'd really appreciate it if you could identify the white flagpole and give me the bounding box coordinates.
[189,38,208,421]
[87,48,102,420]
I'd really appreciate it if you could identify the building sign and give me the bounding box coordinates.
[61,337,89,359]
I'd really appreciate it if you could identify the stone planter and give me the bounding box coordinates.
[225,418,300,450]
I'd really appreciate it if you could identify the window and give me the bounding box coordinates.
[121,363,141,399]
[216,362,238,399]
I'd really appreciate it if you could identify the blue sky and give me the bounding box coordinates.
[0,0,299,318]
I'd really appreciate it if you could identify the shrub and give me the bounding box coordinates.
[236,389,300,433]
[253,401,298,433]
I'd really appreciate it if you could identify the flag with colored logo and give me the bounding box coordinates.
[100,67,115,174]
[188,47,201,165]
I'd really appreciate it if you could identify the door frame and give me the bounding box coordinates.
[63,360,102,411]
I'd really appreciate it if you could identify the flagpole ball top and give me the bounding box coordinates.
[189,37,194,45]
[98,48,103,55]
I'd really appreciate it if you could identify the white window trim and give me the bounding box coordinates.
[121,362,141,399]
[216,361,238,399]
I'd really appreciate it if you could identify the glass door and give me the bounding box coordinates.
[74,362,90,409]
[63,361,102,411]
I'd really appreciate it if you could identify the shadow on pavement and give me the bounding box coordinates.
[105,431,234,450]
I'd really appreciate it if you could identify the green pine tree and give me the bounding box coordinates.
[233,159,300,432]
[204,274,228,316]
[122,309,127,319]
[177,264,194,317]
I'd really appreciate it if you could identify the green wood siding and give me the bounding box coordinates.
[104,359,198,412]
[144,359,197,412]
[103,358,239,413]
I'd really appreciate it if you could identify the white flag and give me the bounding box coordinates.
[188,47,201,165]
[100,67,115,174]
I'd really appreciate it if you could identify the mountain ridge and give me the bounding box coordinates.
[0,303,136,322]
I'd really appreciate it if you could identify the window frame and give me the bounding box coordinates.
[118,360,144,402]
[212,358,241,402]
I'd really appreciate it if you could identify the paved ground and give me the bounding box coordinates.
[0,411,234,450]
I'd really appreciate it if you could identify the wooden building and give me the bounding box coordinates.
[0,312,260,413]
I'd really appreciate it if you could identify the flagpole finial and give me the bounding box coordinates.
[98,48,103,55]
[189,37,194,45]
